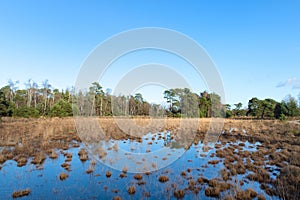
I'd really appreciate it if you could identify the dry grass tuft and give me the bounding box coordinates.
[0,154,6,164]
[119,173,127,178]
[12,189,30,198]
[86,168,94,174]
[61,162,71,171]
[127,185,136,194]
[208,179,219,187]
[106,170,112,178]
[234,188,257,200]
[112,143,118,151]
[78,148,88,162]
[15,157,27,167]
[274,165,300,200]
[208,160,220,165]
[180,171,187,177]
[49,150,58,159]
[221,169,230,181]
[205,187,220,197]
[122,166,128,173]
[174,189,185,199]
[113,196,122,200]
[197,176,209,184]
[31,152,46,165]
[133,174,143,180]
[158,175,169,183]
[59,172,68,180]
[257,194,266,200]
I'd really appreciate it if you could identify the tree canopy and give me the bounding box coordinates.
[0,79,299,119]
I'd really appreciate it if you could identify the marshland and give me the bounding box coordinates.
[2,1,300,199]
[0,117,299,199]
[1,80,300,199]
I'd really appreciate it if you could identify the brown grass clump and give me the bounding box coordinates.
[188,180,200,194]
[216,149,226,158]
[119,173,127,178]
[86,168,94,174]
[96,147,107,159]
[208,179,219,187]
[219,182,232,191]
[235,189,257,200]
[122,166,128,173]
[15,157,27,167]
[257,194,266,200]
[113,196,122,200]
[61,162,70,167]
[238,142,245,147]
[127,185,136,195]
[31,152,46,165]
[197,177,208,184]
[64,153,72,162]
[106,171,112,178]
[61,162,71,170]
[12,189,30,198]
[174,189,185,199]
[244,188,257,198]
[59,172,68,180]
[133,174,143,180]
[264,187,275,196]
[208,160,220,165]
[144,192,150,197]
[274,165,300,200]
[234,161,246,174]
[78,148,88,162]
[290,152,300,167]
[137,181,146,185]
[0,154,6,164]
[205,187,220,197]
[235,190,247,200]
[49,150,58,159]
[112,143,118,151]
[151,162,157,168]
[180,171,187,177]
[221,169,230,181]
[158,175,169,183]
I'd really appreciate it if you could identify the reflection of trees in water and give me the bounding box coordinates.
[165,137,194,150]
[169,141,185,149]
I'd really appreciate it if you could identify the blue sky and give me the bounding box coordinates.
[0,1,300,107]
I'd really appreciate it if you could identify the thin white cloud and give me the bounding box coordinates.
[277,77,300,89]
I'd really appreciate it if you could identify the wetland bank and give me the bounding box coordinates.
[0,117,299,199]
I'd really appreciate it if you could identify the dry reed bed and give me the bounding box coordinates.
[0,117,79,166]
[216,119,300,199]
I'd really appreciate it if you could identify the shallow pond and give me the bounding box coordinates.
[0,132,279,199]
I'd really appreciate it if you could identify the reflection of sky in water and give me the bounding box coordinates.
[87,132,187,173]
[0,135,278,199]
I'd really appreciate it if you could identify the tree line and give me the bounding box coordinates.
[225,95,300,120]
[0,79,299,119]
